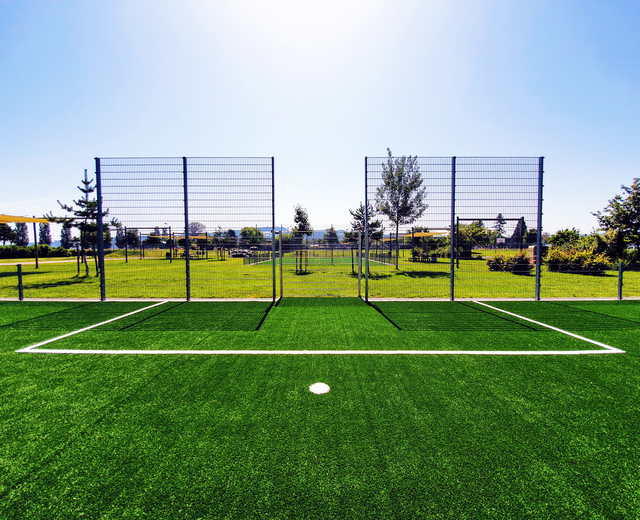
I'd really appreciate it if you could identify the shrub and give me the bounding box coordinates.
[0,245,72,259]
[487,250,534,274]
[545,247,610,274]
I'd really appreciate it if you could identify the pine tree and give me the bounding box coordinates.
[60,223,73,249]
[38,223,52,246]
[15,223,29,246]
[55,172,113,276]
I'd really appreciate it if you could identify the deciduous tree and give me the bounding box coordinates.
[375,149,427,268]
[593,178,640,261]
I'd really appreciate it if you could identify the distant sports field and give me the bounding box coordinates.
[1,298,640,518]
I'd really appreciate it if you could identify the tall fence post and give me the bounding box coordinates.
[618,262,623,300]
[535,157,544,301]
[95,157,106,301]
[183,156,191,301]
[364,157,370,302]
[271,157,276,303]
[279,231,283,298]
[358,231,362,298]
[32,219,39,269]
[450,156,456,301]
[17,264,23,301]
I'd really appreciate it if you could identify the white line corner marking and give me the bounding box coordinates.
[15,301,168,353]
[473,301,625,353]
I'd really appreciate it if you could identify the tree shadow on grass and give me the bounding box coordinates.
[24,278,93,290]
[397,270,450,279]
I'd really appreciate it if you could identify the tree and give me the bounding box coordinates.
[0,223,16,245]
[55,173,113,277]
[103,227,113,249]
[115,225,126,249]
[510,218,527,248]
[493,214,507,237]
[189,221,206,236]
[125,229,140,248]
[346,202,384,242]
[548,228,580,247]
[458,221,496,248]
[593,178,640,261]
[240,227,265,245]
[524,228,538,245]
[15,223,29,246]
[375,148,427,268]
[38,223,52,246]
[292,204,313,243]
[60,223,73,248]
[323,225,339,245]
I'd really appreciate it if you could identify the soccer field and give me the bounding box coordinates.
[1,298,640,518]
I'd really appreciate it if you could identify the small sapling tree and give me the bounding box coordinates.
[375,149,427,269]
[292,204,313,244]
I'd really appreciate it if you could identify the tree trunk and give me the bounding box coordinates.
[395,226,400,270]
[93,245,99,277]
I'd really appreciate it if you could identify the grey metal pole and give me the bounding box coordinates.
[183,156,191,301]
[450,156,456,301]
[364,157,369,302]
[271,157,276,303]
[32,219,39,269]
[17,264,23,301]
[358,231,362,298]
[279,230,283,298]
[535,157,544,301]
[95,158,106,301]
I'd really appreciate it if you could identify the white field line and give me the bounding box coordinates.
[15,301,169,353]
[16,300,626,356]
[473,301,625,353]
[21,349,623,355]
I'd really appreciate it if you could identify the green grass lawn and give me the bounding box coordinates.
[2,254,640,299]
[1,299,639,518]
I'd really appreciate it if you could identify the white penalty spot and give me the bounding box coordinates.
[309,382,330,394]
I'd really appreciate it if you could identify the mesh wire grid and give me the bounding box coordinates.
[365,156,542,299]
[97,157,275,299]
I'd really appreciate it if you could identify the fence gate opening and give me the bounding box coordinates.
[278,231,362,297]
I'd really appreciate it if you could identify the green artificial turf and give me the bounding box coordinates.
[1,317,640,518]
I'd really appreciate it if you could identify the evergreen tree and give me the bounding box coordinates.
[323,225,339,245]
[493,214,507,237]
[60,223,73,248]
[0,223,16,245]
[38,222,52,246]
[55,172,114,276]
[15,223,29,246]
[347,202,384,242]
[115,225,126,249]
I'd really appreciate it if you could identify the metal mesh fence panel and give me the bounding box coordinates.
[454,157,540,298]
[365,157,452,298]
[365,156,543,299]
[97,157,275,299]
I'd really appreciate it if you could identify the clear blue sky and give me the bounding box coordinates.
[1,0,639,241]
